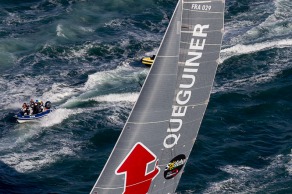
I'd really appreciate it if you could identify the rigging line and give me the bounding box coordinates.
[138,81,143,88]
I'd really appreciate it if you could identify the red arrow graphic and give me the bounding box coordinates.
[115,142,160,194]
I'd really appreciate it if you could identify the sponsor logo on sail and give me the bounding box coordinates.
[115,142,160,194]
[164,154,186,179]
[163,24,210,149]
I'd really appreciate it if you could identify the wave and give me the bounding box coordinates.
[41,83,81,103]
[0,75,53,110]
[0,58,146,109]
[0,95,136,173]
[91,93,138,103]
[84,64,145,89]
[238,0,292,42]
[39,108,84,127]
[56,24,67,38]
[0,52,15,69]
[222,0,292,57]
[62,92,139,108]
[0,145,75,173]
[220,39,292,63]
[274,0,292,19]
[0,108,85,173]
[205,152,292,193]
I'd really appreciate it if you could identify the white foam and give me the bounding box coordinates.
[48,0,62,7]
[0,62,133,109]
[0,109,88,172]
[41,83,80,103]
[0,56,146,112]
[286,149,292,175]
[56,24,67,38]
[144,48,158,58]
[220,0,292,64]
[205,153,292,193]
[84,70,112,90]
[3,12,23,25]
[0,75,48,109]
[62,92,139,109]
[239,0,291,40]
[205,165,262,193]
[61,64,146,107]
[220,39,292,63]
[90,92,139,103]
[2,108,100,174]
[39,108,84,127]
[83,63,143,90]
[0,77,76,110]
[107,115,125,126]
[70,43,94,59]
[42,90,137,127]
[0,146,75,173]
[105,19,123,27]
[274,0,292,19]
[78,26,94,32]
[0,126,37,150]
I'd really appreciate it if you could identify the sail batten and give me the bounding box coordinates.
[91,0,224,193]
[128,120,170,125]
[181,29,223,33]
[178,60,218,65]
[157,55,179,57]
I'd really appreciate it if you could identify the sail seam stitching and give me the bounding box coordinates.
[183,9,223,14]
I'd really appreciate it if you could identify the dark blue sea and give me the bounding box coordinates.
[0,0,291,193]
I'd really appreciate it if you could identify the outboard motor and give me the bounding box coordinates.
[45,101,51,109]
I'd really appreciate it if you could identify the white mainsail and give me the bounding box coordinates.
[91,0,225,193]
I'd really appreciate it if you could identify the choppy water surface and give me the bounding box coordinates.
[0,0,291,193]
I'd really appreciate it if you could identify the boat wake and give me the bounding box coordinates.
[220,39,292,64]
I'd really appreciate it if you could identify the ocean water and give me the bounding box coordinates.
[0,0,291,193]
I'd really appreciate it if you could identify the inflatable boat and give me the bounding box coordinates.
[15,109,52,123]
[15,100,52,123]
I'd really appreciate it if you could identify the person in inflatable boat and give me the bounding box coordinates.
[21,103,30,115]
